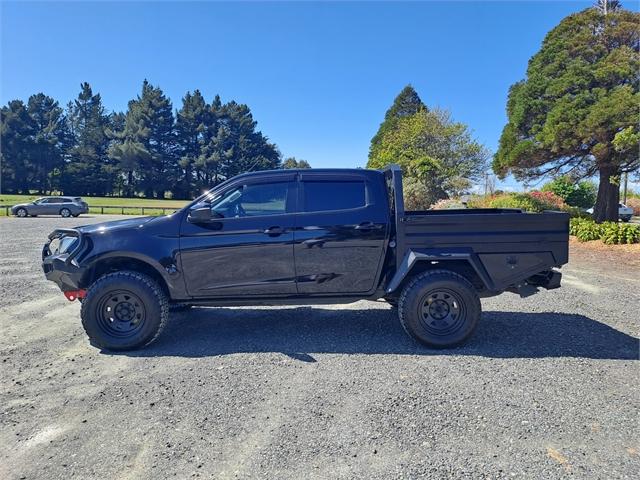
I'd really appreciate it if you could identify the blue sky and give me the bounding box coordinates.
[0,1,619,190]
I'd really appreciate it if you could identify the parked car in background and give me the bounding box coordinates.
[618,203,634,222]
[12,197,89,218]
[586,203,634,222]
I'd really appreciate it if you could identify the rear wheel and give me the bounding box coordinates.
[60,208,71,218]
[16,208,27,218]
[81,271,168,351]
[398,270,480,348]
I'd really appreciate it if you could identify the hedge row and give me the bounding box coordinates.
[569,218,640,244]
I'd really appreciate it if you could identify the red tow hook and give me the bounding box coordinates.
[64,289,87,302]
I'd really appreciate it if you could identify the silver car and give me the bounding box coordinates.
[11,197,89,218]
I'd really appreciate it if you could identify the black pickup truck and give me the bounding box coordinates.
[43,166,569,351]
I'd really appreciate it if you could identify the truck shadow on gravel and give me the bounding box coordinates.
[116,307,640,361]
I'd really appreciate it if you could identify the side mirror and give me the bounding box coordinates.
[188,206,213,223]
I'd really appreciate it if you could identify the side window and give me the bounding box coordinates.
[303,181,366,212]
[210,182,289,218]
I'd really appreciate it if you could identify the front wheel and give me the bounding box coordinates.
[81,271,168,351]
[16,208,27,218]
[398,270,480,348]
[60,208,71,218]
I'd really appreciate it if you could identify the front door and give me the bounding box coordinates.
[180,177,298,298]
[293,173,388,294]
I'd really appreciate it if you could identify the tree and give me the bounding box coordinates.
[3,82,283,197]
[493,5,640,222]
[63,83,112,195]
[368,106,488,206]
[370,85,425,159]
[175,90,208,198]
[26,94,67,194]
[108,80,176,198]
[282,157,311,169]
[1,100,36,193]
[198,97,280,188]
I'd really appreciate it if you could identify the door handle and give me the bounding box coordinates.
[264,226,284,236]
[354,221,380,231]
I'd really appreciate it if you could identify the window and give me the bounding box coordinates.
[48,198,64,204]
[210,182,289,218]
[303,181,366,212]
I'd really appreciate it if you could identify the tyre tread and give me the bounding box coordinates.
[398,269,480,347]
[80,270,168,350]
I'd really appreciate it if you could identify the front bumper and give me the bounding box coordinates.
[42,229,87,293]
[42,254,85,292]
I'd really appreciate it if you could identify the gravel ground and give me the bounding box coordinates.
[0,215,638,479]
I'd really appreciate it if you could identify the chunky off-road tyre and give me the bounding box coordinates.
[398,270,481,348]
[16,208,27,218]
[81,271,168,351]
[60,208,71,218]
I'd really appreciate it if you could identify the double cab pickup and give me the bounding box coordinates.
[43,166,569,350]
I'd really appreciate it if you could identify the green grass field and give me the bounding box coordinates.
[0,194,190,216]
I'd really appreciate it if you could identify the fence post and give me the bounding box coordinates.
[142,207,145,215]
[101,206,104,214]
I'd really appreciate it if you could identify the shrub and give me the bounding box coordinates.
[528,190,566,210]
[600,222,640,245]
[468,191,570,213]
[429,198,466,210]
[569,218,603,241]
[541,176,596,208]
[569,218,640,244]
[487,193,545,212]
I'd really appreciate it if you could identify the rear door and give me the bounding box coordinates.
[45,198,65,214]
[180,175,298,298]
[293,172,388,294]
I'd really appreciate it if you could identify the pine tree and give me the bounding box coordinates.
[1,100,36,193]
[198,96,280,188]
[26,93,67,194]
[175,90,207,198]
[493,5,639,222]
[109,80,176,198]
[107,98,151,197]
[369,85,425,161]
[63,83,112,195]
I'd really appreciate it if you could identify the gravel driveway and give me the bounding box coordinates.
[1,215,638,479]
